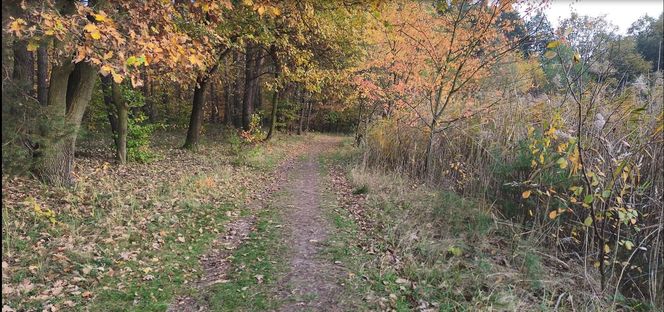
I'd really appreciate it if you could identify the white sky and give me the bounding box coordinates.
[541,0,663,34]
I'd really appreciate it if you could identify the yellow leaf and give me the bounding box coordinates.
[242,0,253,6]
[90,30,101,40]
[103,51,113,60]
[573,52,581,63]
[548,210,558,220]
[271,7,281,16]
[544,50,557,59]
[623,241,634,251]
[547,41,561,49]
[522,190,531,199]
[112,72,123,84]
[257,6,266,16]
[604,244,611,253]
[9,18,26,35]
[94,13,106,22]
[99,65,112,76]
[26,41,39,52]
[83,23,97,33]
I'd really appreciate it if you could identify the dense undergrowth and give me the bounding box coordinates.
[324,138,655,311]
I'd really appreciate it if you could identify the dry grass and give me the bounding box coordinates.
[360,73,664,309]
[342,163,611,310]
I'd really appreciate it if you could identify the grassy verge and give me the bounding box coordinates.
[206,205,287,311]
[319,138,607,311]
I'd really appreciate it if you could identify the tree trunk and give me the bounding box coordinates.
[210,79,219,123]
[142,72,155,122]
[223,79,232,125]
[183,77,210,150]
[111,81,128,164]
[265,45,281,141]
[305,101,312,132]
[424,120,437,176]
[162,86,170,119]
[34,61,96,186]
[12,40,34,90]
[297,88,305,135]
[253,49,264,111]
[232,51,244,129]
[266,89,280,140]
[100,75,119,147]
[37,44,48,106]
[242,43,256,130]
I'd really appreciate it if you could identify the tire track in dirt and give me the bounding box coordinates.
[167,149,298,312]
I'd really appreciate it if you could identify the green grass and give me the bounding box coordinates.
[86,202,235,312]
[207,206,286,311]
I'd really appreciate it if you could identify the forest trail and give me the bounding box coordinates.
[168,135,347,311]
[273,136,344,311]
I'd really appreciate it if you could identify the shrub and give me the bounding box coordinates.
[126,112,157,163]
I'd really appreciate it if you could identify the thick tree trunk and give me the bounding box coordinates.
[37,44,48,106]
[34,61,96,186]
[183,78,210,150]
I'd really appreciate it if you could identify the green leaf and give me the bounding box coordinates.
[584,216,593,227]
[623,240,634,251]
[447,246,462,257]
[583,194,594,204]
[126,56,138,66]
[547,40,561,49]
[601,190,611,198]
[556,157,568,169]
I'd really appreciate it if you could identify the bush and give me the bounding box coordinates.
[126,112,157,163]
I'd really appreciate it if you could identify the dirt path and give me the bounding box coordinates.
[274,137,344,311]
[168,136,345,311]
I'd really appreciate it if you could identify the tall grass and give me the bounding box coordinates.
[360,73,664,307]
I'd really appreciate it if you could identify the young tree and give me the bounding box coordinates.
[356,0,543,175]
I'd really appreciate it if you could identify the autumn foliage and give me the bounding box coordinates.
[2,0,663,310]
